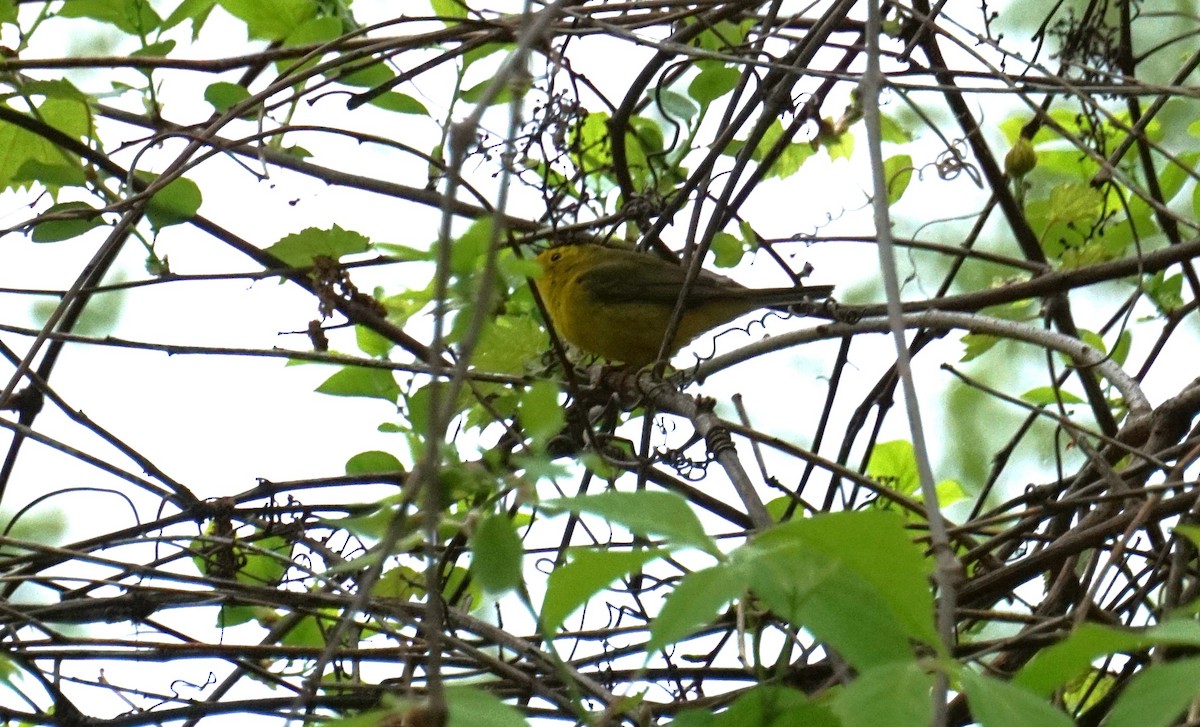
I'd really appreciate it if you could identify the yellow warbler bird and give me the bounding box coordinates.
[535,244,834,367]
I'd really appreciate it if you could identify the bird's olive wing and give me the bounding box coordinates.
[575,256,742,307]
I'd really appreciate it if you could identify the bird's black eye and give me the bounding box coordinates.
[550,252,562,262]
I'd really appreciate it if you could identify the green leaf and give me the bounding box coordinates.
[14,159,86,188]
[355,325,393,358]
[690,18,753,52]
[688,64,740,106]
[648,561,748,650]
[344,451,402,476]
[19,79,89,102]
[541,491,719,555]
[832,662,935,727]
[0,101,89,191]
[882,154,913,204]
[754,120,815,180]
[58,0,162,35]
[1015,622,1149,695]
[461,77,513,106]
[237,534,291,587]
[866,440,919,495]
[451,218,492,274]
[709,686,838,727]
[336,61,393,88]
[471,315,546,377]
[879,113,912,143]
[282,15,340,48]
[1104,657,1200,727]
[470,514,524,595]
[1021,386,1084,406]
[204,81,251,112]
[265,225,371,266]
[1174,524,1200,549]
[961,669,1074,727]
[0,0,15,25]
[657,89,698,122]
[1144,271,1183,314]
[30,202,104,242]
[316,366,400,401]
[1110,329,1131,367]
[710,231,744,268]
[136,173,202,228]
[541,548,664,632]
[162,0,218,35]
[743,511,938,669]
[446,685,530,727]
[1016,620,1200,696]
[462,42,512,70]
[218,0,317,40]
[518,380,563,449]
[430,0,468,22]
[960,332,998,362]
[132,40,176,57]
[368,92,429,115]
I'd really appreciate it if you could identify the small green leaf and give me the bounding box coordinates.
[134,172,202,228]
[1104,657,1200,727]
[59,0,162,35]
[282,15,340,48]
[344,451,403,476]
[960,332,998,361]
[218,0,317,40]
[657,89,698,122]
[518,380,563,449]
[461,77,512,106]
[18,79,89,101]
[710,231,743,268]
[162,0,218,35]
[1110,329,1132,366]
[1144,271,1183,314]
[541,491,719,555]
[879,113,913,143]
[738,220,761,251]
[832,662,935,727]
[1016,623,1149,695]
[1021,386,1084,406]
[1173,524,1200,549]
[355,325,393,358]
[132,40,176,57]
[265,225,371,266]
[470,514,524,595]
[451,218,492,274]
[541,548,664,632]
[30,202,103,242]
[430,0,468,21]
[14,159,86,188]
[709,686,837,727]
[336,61,393,88]
[866,440,919,495]
[204,81,251,111]
[882,154,913,204]
[367,92,429,115]
[688,65,740,106]
[237,534,291,587]
[446,685,530,727]
[648,561,748,650]
[316,366,400,401]
[961,669,1074,727]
